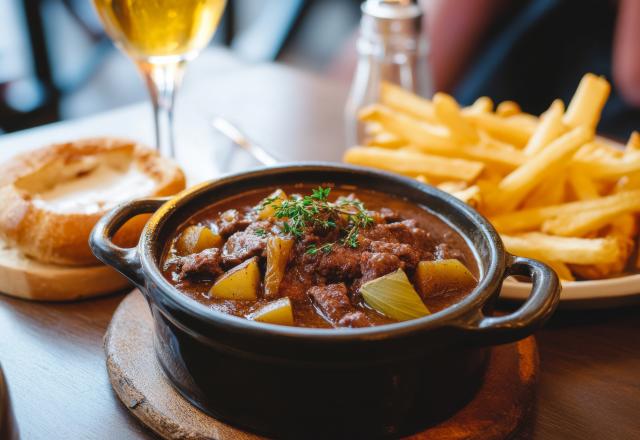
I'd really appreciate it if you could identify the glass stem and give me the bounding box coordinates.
[138,59,186,158]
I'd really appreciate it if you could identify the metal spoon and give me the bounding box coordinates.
[211,117,279,166]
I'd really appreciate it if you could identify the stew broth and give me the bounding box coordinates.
[162,184,479,328]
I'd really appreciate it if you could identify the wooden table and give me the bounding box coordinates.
[0,51,639,440]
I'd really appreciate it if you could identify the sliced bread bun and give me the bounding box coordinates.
[0,237,130,301]
[0,138,185,266]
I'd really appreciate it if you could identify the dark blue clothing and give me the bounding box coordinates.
[454,0,639,139]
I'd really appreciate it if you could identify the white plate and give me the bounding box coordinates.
[501,274,640,308]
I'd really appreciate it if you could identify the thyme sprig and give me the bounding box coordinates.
[261,186,374,255]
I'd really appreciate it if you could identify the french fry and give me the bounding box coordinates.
[563,73,610,129]
[343,147,484,182]
[462,96,494,115]
[541,193,640,236]
[478,133,528,171]
[436,182,482,207]
[359,105,455,151]
[571,156,640,180]
[544,260,575,281]
[626,131,640,153]
[614,172,640,192]
[460,142,527,170]
[573,142,600,161]
[490,189,640,232]
[347,74,639,282]
[464,111,534,147]
[523,100,566,155]
[493,126,593,212]
[364,122,385,136]
[496,101,521,117]
[595,138,626,158]
[611,214,638,237]
[379,81,437,122]
[403,142,525,171]
[433,92,479,144]
[501,232,621,265]
[477,166,505,185]
[362,105,525,170]
[522,173,566,209]
[575,140,623,161]
[478,131,520,152]
[507,113,539,132]
[568,172,600,200]
[452,185,482,208]
[365,131,406,149]
[571,216,637,278]
[437,181,467,193]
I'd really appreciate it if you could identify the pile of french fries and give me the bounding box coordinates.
[344,74,640,281]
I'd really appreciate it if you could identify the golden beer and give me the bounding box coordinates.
[93,0,226,59]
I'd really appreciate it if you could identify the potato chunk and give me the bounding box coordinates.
[256,189,287,220]
[175,225,222,255]
[414,259,476,297]
[209,257,260,300]
[247,298,294,325]
[264,236,294,299]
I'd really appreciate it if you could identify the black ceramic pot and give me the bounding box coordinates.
[91,164,560,439]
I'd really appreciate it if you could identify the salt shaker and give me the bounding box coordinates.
[345,0,431,146]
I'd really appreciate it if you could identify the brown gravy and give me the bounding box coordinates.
[162,184,479,328]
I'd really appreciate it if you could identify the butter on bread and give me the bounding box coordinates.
[0,138,185,266]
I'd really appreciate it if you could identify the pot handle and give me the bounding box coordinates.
[89,197,168,288]
[457,254,561,345]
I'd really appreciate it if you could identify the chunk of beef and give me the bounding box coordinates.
[338,311,371,328]
[388,220,435,250]
[363,220,435,259]
[360,251,403,284]
[368,241,420,269]
[378,207,403,223]
[217,209,252,237]
[222,223,269,266]
[315,245,362,281]
[308,283,369,327]
[178,248,223,281]
[435,239,467,262]
[277,269,312,302]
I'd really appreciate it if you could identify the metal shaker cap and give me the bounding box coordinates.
[360,0,423,39]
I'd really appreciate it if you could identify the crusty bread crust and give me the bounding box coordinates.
[0,138,185,266]
[0,237,130,300]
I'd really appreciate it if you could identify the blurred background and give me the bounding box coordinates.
[1,0,638,137]
[0,0,361,133]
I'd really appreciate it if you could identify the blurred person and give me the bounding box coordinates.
[332,0,640,138]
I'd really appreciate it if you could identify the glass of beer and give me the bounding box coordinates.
[93,0,227,158]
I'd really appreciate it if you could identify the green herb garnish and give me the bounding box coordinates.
[262,186,374,255]
[254,228,267,237]
[306,243,334,255]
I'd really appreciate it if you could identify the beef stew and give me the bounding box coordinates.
[162,184,478,328]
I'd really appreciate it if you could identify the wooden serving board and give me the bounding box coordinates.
[105,291,538,440]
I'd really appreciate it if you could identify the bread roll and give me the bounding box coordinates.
[0,138,185,266]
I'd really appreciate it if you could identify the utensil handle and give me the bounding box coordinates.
[457,254,561,344]
[89,198,168,288]
[211,117,280,166]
